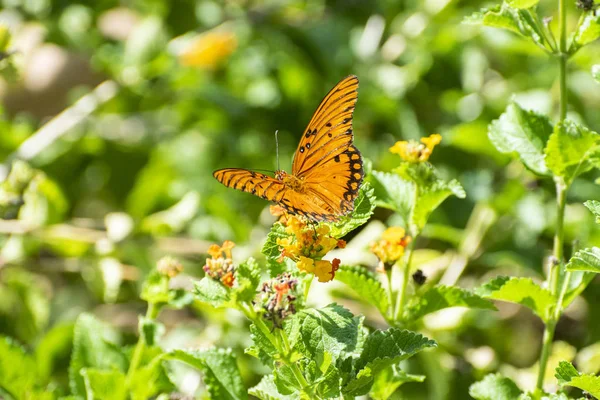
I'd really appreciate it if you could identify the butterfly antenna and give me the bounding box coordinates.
[275,130,280,171]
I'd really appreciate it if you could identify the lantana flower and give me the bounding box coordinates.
[389,133,442,163]
[276,216,345,282]
[370,227,412,271]
[256,273,299,327]
[179,30,237,69]
[203,240,236,287]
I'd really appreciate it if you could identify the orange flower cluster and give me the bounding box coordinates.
[370,227,411,271]
[203,240,236,287]
[276,217,345,282]
[257,273,299,327]
[389,134,442,163]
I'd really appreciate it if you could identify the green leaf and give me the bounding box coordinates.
[403,285,496,321]
[476,276,555,322]
[469,374,523,400]
[0,336,50,399]
[368,170,414,225]
[230,257,261,303]
[249,375,300,400]
[370,364,426,400]
[555,361,600,398]
[545,120,600,184]
[129,347,173,400]
[335,265,389,316]
[566,247,600,273]
[329,182,376,238]
[571,13,600,52]
[69,313,128,396]
[140,272,171,304]
[507,0,540,9]
[489,102,553,175]
[343,329,436,396]
[139,317,165,347]
[585,200,600,223]
[593,64,600,82]
[262,222,293,276]
[81,368,127,400]
[245,323,278,364]
[396,163,465,230]
[35,323,74,382]
[193,277,231,308]
[167,348,247,400]
[285,303,363,364]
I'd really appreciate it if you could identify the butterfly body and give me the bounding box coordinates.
[214,75,363,222]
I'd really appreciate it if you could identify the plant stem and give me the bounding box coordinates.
[126,302,159,385]
[385,268,394,320]
[558,0,568,120]
[394,239,416,322]
[535,319,557,391]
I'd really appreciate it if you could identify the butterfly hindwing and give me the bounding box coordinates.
[292,75,359,178]
[213,169,287,202]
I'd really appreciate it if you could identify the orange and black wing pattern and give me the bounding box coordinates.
[213,169,287,202]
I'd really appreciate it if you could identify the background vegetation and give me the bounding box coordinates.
[0,0,599,398]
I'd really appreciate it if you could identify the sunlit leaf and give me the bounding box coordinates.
[81,368,127,400]
[571,13,600,52]
[565,247,600,273]
[367,170,414,225]
[584,200,600,223]
[249,375,300,400]
[335,265,389,316]
[469,374,523,400]
[555,361,600,398]
[330,183,376,238]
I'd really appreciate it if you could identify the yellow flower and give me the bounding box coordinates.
[370,227,411,270]
[179,30,237,69]
[297,256,315,274]
[313,258,341,283]
[389,134,442,163]
[203,240,236,286]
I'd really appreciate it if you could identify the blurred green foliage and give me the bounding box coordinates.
[0,0,599,398]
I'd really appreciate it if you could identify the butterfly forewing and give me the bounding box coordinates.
[213,169,287,202]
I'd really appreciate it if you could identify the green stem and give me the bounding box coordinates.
[393,239,416,322]
[558,0,568,120]
[535,319,557,392]
[385,268,395,320]
[126,302,159,386]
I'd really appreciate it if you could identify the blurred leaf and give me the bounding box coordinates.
[585,200,600,223]
[129,347,173,400]
[368,170,413,225]
[469,374,523,400]
[36,323,74,382]
[285,304,363,364]
[507,0,540,9]
[69,313,127,396]
[571,13,600,52]
[230,257,261,303]
[249,375,299,400]
[593,64,600,82]
[342,329,436,396]
[555,361,600,397]
[544,120,600,185]
[335,265,389,316]
[489,102,553,175]
[193,277,231,308]
[124,16,167,67]
[565,247,600,273]
[403,285,496,322]
[141,272,170,304]
[139,317,165,347]
[575,342,600,375]
[19,173,68,227]
[476,276,555,322]
[370,365,425,400]
[141,191,201,235]
[0,336,53,399]
[167,348,247,400]
[329,183,376,238]
[81,368,127,400]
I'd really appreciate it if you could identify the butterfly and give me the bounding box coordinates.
[213,75,363,222]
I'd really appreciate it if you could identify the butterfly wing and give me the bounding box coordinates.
[213,169,287,202]
[291,75,363,218]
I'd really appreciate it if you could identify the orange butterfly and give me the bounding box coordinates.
[213,75,363,222]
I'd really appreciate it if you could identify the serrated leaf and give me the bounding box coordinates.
[572,13,600,52]
[368,170,414,225]
[545,120,600,184]
[585,200,600,223]
[566,247,600,273]
[507,0,539,8]
[285,303,363,364]
[335,265,389,316]
[81,368,127,400]
[476,276,555,322]
[555,361,600,397]
[249,375,300,400]
[0,336,47,399]
[469,374,523,400]
[343,329,435,396]
[245,323,278,364]
[231,257,261,303]
[329,183,376,238]
[262,223,293,276]
[370,364,426,400]
[489,102,553,175]
[193,277,231,308]
[403,285,496,321]
[167,348,247,400]
[69,313,127,396]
